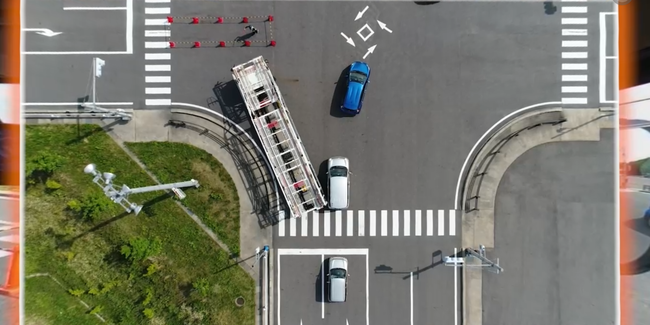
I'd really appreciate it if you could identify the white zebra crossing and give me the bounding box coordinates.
[277,209,459,238]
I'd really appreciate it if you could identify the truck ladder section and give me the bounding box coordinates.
[231,56,327,218]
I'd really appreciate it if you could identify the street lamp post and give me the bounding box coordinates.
[81,57,132,121]
[83,163,200,215]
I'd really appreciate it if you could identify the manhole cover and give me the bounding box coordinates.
[235,297,245,307]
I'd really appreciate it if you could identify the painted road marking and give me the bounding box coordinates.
[145,30,171,38]
[335,211,342,236]
[145,0,171,3]
[313,212,319,237]
[561,98,588,104]
[562,63,588,70]
[145,7,171,15]
[562,86,588,93]
[561,18,588,25]
[392,210,399,237]
[562,52,588,59]
[403,210,410,236]
[449,210,456,236]
[562,75,588,82]
[289,216,296,237]
[562,29,588,36]
[145,53,171,60]
[369,210,376,237]
[357,23,375,42]
[562,40,588,47]
[347,211,354,236]
[427,210,433,236]
[381,210,388,236]
[277,248,368,256]
[324,211,331,237]
[438,209,445,236]
[145,87,171,95]
[63,7,127,10]
[561,6,587,13]
[145,99,172,106]
[145,76,171,83]
[145,19,169,26]
[301,213,308,237]
[278,218,285,237]
[145,64,171,72]
[145,42,169,49]
[358,211,365,236]
[415,210,422,236]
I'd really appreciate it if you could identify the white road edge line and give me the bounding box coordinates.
[322,254,325,319]
[410,271,414,325]
[599,12,618,103]
[277,250,281,325]
[454,247,458,325]
[63,7,127,10]
[366,254,370,325]
[23,102,133,106]
[277,249,369,256]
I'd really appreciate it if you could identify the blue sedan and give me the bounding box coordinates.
[341,61,370,115]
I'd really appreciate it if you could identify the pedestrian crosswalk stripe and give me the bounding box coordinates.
[301,213,308,237]
[347,211,354,237]
[335,211,342,237]
[438,209,445,236]
[427,210,434,236]
[324,211,331,237]
[290,217,296,237]
[278,218,285,237]
[369,210,377,237]
[450,210,457,236]
[358,211,365,236]
[313,212,319,237]
[392,210,399,237]
[381,211,388,236]
[404,210,411,237]
[415,210,422,236]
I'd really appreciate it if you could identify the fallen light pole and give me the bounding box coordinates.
[444,245,504,274]
[83,163,200,215]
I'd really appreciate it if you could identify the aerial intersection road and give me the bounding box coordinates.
[23,1,617,325]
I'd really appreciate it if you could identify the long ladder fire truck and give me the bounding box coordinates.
[231,56,327,219]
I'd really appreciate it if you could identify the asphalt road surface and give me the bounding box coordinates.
[484,129,616,325]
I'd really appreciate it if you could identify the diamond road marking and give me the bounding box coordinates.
[357,24,374,42]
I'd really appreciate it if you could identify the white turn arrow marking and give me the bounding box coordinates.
[355,6,369,21]
[377,20,393,33]
[363,44,377,59]
[23,28,62,37]
[340,32,356,47]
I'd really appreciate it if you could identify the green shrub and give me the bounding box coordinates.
[26,151,65,182]
[120,237,163,264]
[89,305,103,315]
[144,263,158,277]
[68,289,85,297]
[143,308,154,319]
[142,287,154,306]
[192,278,210,297]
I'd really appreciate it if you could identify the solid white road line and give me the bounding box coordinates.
[321,254,325,319]
[301,214,308,237]
[313,211,319,237]
[289,217,296,237]
[438,209,445,236]
[145,99,171,106]
[562,52,588,59]
[562,40,588,47]
[562,18,588,25]
[63,7,126,10]
[410,271,414,325]
[358,211,365,236]
[324,211,331,237]
[145,64,171,72]
[335,211,342,237]
[369,210,376,236]
[392,210,399,236]
[562,75,588,82]
[454,247,458,325]
[562,29,588,36]
[23,102,133,106]
[562,86,588,93]
[427,210,433,236]
[449,210,456,236]
[562,63,588,70]
[145,18,169,26]
[145,76,171,83]
[145,42,169,49]
[415,210,422,236]
[561,0,587,1]
[278,218,285,237]
[145,7,171,14]
[403,210,410,236]
[145,30,171,38]
[277,248,369,256]
[145,87,172,95]
[145,53,171,60]
[381,210,388,236]
[561,98,588,104]
[562,6,587,13]
[347,210,354,236]
[145,0,171,3]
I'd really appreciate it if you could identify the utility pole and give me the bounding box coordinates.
[83,163,200,215]
[82,58,132,121]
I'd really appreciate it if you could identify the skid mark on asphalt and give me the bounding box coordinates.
[144,0,172,107]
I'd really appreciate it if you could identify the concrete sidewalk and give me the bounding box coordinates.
[461,108,615,325]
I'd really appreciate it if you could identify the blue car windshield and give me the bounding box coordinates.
[350,71,367,84]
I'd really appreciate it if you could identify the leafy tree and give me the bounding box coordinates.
[120,237,163,264]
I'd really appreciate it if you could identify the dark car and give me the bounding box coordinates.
[341,61,370,115]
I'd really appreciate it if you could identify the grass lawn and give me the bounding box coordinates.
[25,276,104,325]
[25,124,255,325]
[125,142,240,255]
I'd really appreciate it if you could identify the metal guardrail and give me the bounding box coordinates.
[23,107,133,121]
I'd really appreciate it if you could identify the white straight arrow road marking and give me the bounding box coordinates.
[23,28,62,37]
[377,20,393,33]
[363,45,377,59]
[355,6,369,21]
[340,32,356,47]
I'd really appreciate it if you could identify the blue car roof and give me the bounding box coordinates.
[350,61,370,74]
[343,82,364,110]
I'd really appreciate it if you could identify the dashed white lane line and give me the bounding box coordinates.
[145,18,169,26]
[324,211,331,237]
[561,98,588,104]
[562,52,588,59]
[145,99,172,106]
[145,7,170,15]
[145,30,171,37]
[561,6,588,14]
[358,211,365,236]
[335,211,342,237]
[562,40,588,47]
[145,0,171,3]
[381,210,388,236]
[369,210,376,237]
[562,29,588,36]
[392,210,399,237]
[301,213,308,237]
[438,209,445,236]
[145,42,169,49]
[313,212,319,237]
[145,76,171,83]
[145,87,172,95]
[562,86,588,93]
[289,217,296,237]
[415,210,422,237]
[562,75,588,82]
[145,64,171,72]
[145,53,171,60]
[427,210,433,236]
[347,210,354,237]
[562,63,588,70]
[403,210,410,236]
[449,210,456,236]
[561,18,588,25]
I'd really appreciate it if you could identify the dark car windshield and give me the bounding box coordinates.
[329,166,348,178]
[330,268,347,278]
[350,71,367,84]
